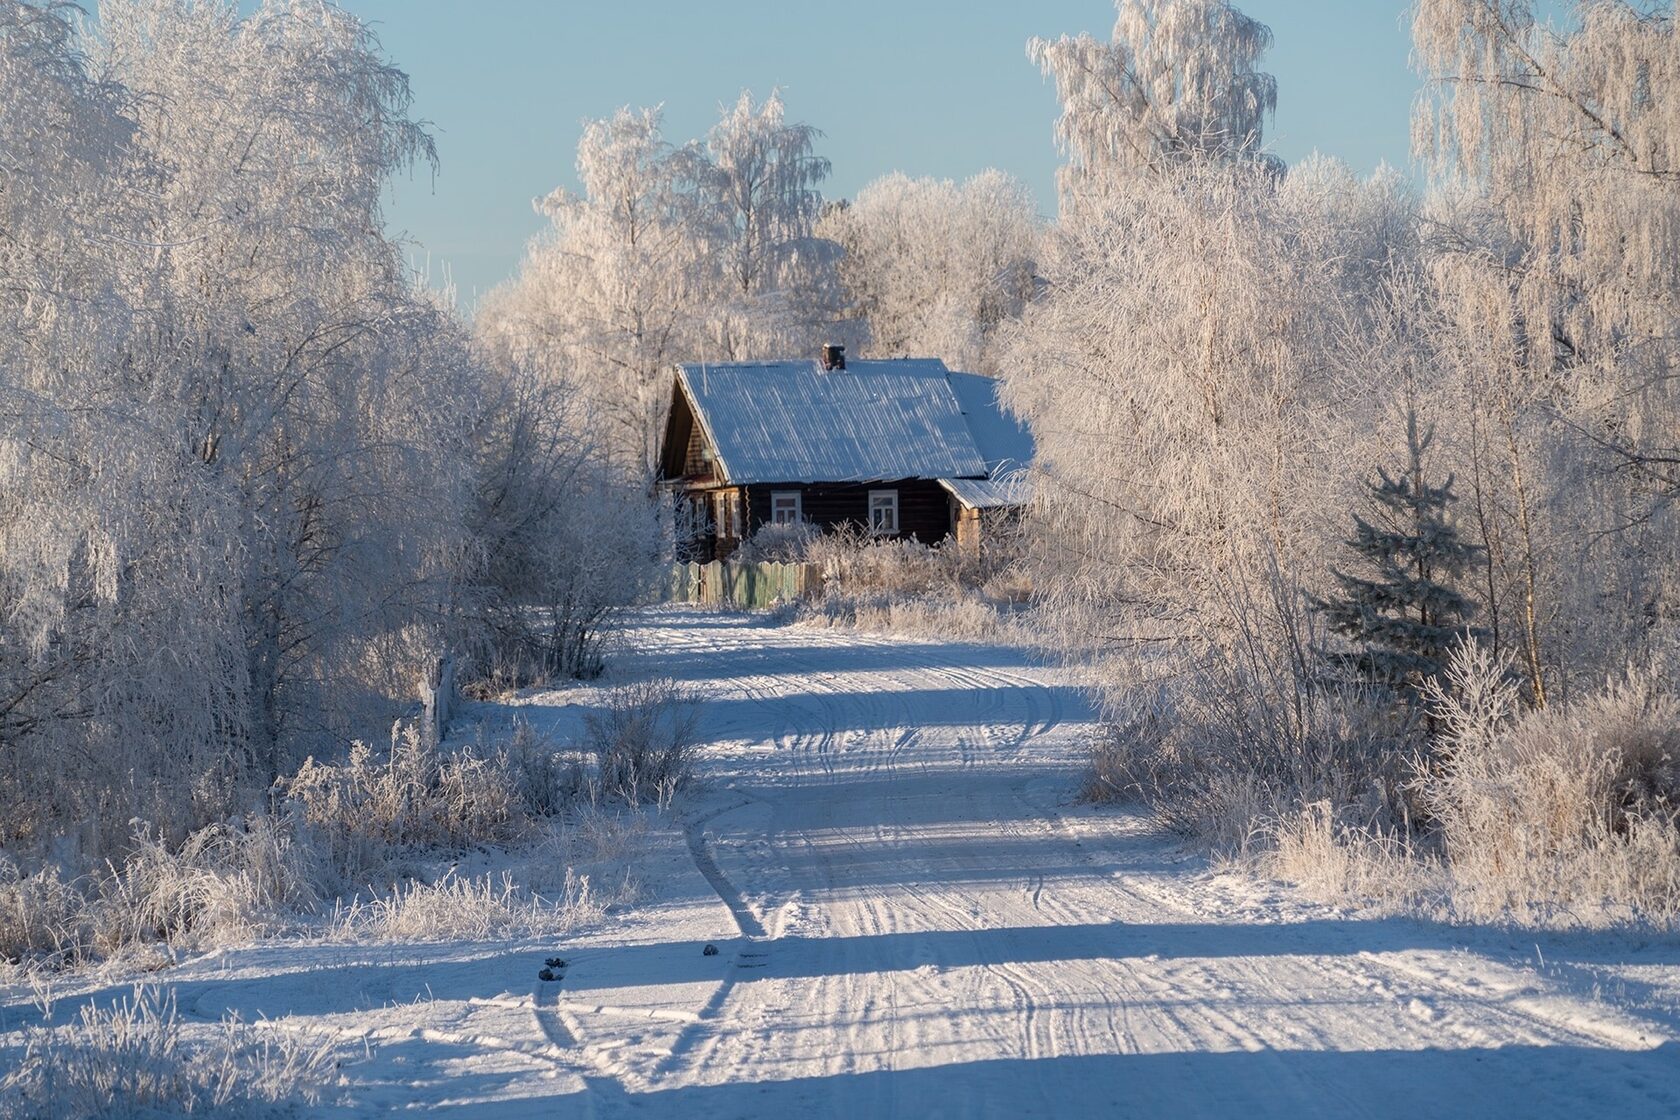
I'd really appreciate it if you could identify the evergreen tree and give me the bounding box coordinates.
[1313,409,1482,691]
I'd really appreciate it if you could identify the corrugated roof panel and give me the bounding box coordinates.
[939,474,1032,510]
[945,371,1035,475]
[678,359,989,485]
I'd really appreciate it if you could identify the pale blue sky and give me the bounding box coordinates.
[339,1,1424,306]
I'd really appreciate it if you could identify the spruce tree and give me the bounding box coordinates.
[1313,409,1482,691]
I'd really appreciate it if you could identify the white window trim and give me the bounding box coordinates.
[771,490,803,525]
[715,491,741,538]
[868,489,900,535]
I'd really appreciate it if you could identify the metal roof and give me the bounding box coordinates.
[676,359,992,485]
[938,474,1032,510]
[944,371,1035,476]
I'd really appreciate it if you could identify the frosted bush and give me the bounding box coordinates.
[0,985,339,1120]
[330,869,602,942]
[732,521,822,564]
[1086,632,1418,858]
[0,862,89,970]
[0,816,328,970]
[1266,801,1438,914]
[586,680,703,807]
[1418,646,1680,925]
[783,522,1033,642]
[95,819,329,954]
[279,724,542,879]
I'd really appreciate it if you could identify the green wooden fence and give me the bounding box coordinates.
[660,561,824,609]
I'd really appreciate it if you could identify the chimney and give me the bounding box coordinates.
[820,344,846,371]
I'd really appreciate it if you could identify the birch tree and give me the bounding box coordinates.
[477,107,709,472]
[818,171,1042,373]
[481,91,846,470]
[696,90,844,359]
[1413,0,1680,702]
[1029,0,1278,209]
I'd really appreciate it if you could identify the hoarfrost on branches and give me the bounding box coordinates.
[818,171,1042,375]
[1029,0,1279,208]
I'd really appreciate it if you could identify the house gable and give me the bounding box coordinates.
[658,375,723,486]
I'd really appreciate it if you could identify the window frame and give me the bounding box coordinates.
[868,489,900,535]
[770,490,803,526]
[714,490,742,538]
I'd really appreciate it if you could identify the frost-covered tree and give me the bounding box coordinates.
[90,0,474,769]
[1029,0,1278,207]
[1413,0,1680,704]
[696,90,844,359]
[0,0,651,862]
[818,171,1042,373]
[478,107,710,472]
[1313,409,1482,690]
[466,365,659,684]
[1001,155,1414,670]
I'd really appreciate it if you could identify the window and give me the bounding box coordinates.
[714,491,742,539]
[771,490,803,525]
[869,489,899,535]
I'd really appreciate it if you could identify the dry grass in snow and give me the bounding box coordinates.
[0,985,340,1120]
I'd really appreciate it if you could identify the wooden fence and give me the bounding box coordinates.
[661,560,824,609]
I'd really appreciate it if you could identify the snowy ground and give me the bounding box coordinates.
[6,608,1680,1116]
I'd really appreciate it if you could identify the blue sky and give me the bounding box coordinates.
[341,1,1424,306]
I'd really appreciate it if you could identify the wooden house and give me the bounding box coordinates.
[657,348,1031,559]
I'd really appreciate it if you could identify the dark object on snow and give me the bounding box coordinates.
[538,967,558,982]
[703,943,720,956]
[545,957,566,969]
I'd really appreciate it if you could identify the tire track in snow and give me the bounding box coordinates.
[553,612,1678,1116]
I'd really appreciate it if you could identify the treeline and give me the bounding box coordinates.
[0,0,652,860]
[477,100,1044,472]
[1004,0,1680,923]
[7,0,1678,926]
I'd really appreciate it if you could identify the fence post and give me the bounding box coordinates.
[420,654,455,747]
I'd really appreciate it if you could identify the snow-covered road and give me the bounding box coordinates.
[14,610,1680,1116]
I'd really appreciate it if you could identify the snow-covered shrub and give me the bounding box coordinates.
[1086,643,1417,856]
[94,819,329,955]
[586,680,703,807]
[0,862,88,971]
[329,869,602,943]
[1266,801,1435,913]
[1417,647,1680,924]
[732,521,822,564]
[0,985,339,1120]
[463,370,661,692]
[783,523,1033,642]
[0,816,329,970]
[500,720,587,819]
[800,524,961,597]
[279,724,551,879]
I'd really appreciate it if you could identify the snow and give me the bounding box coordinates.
[7,609,1680,1116]
[939,474,1031,510]
[945,369,1034,476]
[678,359,989,484]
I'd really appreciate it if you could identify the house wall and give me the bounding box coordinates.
[744,480,953,544]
